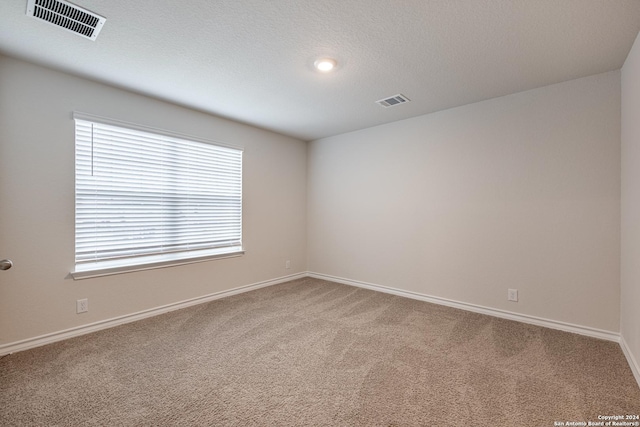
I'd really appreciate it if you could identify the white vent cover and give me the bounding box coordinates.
[26,0,105,41]
[376,94,411,108]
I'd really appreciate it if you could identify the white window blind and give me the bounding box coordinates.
[74,116,243,275]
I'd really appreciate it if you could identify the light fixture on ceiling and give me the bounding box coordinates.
[314,58,337,72]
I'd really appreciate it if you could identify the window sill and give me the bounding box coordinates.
[70,247,245,280]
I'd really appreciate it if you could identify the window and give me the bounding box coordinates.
[72,113,243,279]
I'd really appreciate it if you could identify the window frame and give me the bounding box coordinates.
[70,112,244,280]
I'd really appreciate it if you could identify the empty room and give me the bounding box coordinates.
[1,0,640,425]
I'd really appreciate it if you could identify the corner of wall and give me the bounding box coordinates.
[620,29,640,389]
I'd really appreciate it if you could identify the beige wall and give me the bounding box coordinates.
[0,55,307,345]
[308,71,621,332]
[621,31,640,377]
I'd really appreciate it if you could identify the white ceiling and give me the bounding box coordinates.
[1,1,639,141]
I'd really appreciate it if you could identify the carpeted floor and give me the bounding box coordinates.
[1,277,639,426]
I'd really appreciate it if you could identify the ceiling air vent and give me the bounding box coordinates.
[26,0,106,41]
[376,94,411,108]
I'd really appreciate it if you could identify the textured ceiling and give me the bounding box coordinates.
[1,0,639,141]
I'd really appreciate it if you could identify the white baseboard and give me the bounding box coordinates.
[0,272,307,356]
[1,270,628,371]
[620,335,640,389]
[308,272,621,343]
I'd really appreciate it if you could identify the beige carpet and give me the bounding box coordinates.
[1,277,639,426]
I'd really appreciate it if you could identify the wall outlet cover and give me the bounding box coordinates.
[77,298,88,313]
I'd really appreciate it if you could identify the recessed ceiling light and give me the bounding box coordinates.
[314,58,337,72]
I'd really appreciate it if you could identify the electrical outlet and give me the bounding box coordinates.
[507,289,518,302]
[77,298,88,313]
[285,260,291,269]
